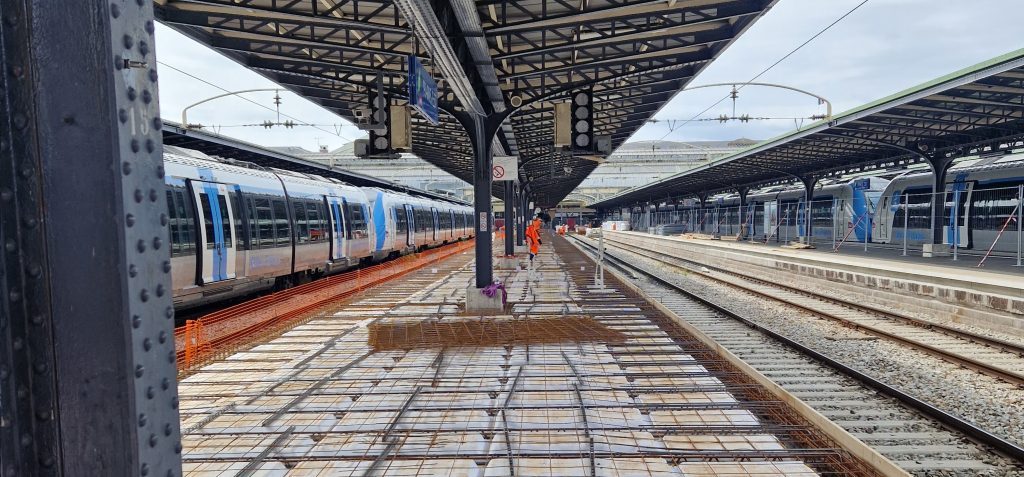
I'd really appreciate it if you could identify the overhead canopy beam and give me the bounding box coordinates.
[591,48,1024,210]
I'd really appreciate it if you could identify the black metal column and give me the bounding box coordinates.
[698,194,708,233]
[737,187,749,239]
[926,156,954,244]
[503,181,515,255]
[515,185,524,247]
[471,117,493,288]
[0,1,181,475]
[800,175,818,241]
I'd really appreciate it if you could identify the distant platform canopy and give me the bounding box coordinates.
[592,49,1024,210]
[155,0,776,207]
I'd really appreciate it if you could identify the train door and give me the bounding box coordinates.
[325,195,346,261]
[430,207,439,241]
[832,197,846,241]
[945,180,973,248]
[191,181,237,283]
[764,201,778,240]
[404,205,414,246]
[876,193,893,242]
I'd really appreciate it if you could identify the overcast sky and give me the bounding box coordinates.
[155,0,1024,152]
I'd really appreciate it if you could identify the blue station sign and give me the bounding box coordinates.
[407,55,439,125]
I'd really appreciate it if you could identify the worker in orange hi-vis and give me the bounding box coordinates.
[525,216,542,262]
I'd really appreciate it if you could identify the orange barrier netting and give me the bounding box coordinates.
[174,240,475,375]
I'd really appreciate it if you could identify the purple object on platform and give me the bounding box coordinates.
[481,281,507,305]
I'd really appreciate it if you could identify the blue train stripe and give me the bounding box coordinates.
[332,201,344,258]
[201,180,225,282]
[374,191,387,251]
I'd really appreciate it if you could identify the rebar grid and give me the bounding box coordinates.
[553,235,880,477]
[366,316,628,352]
[177,234,880,477]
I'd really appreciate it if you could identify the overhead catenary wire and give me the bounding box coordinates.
[158,60,356,142]
[655,0,870,141]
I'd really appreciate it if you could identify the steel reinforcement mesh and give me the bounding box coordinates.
[367,316,628,352]
[173,233,880,476]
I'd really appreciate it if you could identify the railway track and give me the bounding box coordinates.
[601,235,1024,387]
[569,234,1024,476]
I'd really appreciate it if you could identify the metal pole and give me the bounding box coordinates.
[1017,184,1023,267]
[805,200,813,246]
[864,211,870,252]
[953,191,959,261]
[784,207,790,244]
[831,198,837,251]
[503,181,514,256]
[471,116,493,288]
[737,205,741,239]
[0,1,182,474]
[902,202,909,256]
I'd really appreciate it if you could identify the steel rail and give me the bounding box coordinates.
[570,235,1024,463]
[602,236,1024,386]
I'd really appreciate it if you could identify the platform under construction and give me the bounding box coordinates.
[174,235,881,476]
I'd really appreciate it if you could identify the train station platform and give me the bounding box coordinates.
[175,234,886,476]
[601,231,1024,334]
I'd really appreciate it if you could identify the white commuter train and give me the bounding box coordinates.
[656,177,889,242]
[873,153,1024,253]
[164,146,474,309]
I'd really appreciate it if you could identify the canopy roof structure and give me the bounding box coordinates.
[592,48,1024,209]
[155,0,776,207]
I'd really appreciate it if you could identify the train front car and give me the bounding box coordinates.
[874,153,1024,253]
[164,147,291,309]
[823,177,889,245]
[361,188,410,260]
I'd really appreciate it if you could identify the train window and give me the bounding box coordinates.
[199,193,215,250]
[394,206,408,233]
[234,191,249,250]
[437,209,449,229]
[971,185,1022,231]
[175,190,195,255]
[810,197,834,230]
[347,203,367,239]
[272,199,291,246]
[892,188,933,230]
[247,196,259,249]
[218,195,233,248]
[166,189,180,256]
[293,200,310,243]
[411,208,424,233]
[306,201,324,243]
[253,198,274,248]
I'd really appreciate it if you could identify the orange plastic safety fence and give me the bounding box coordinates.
[175,240,475,375]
